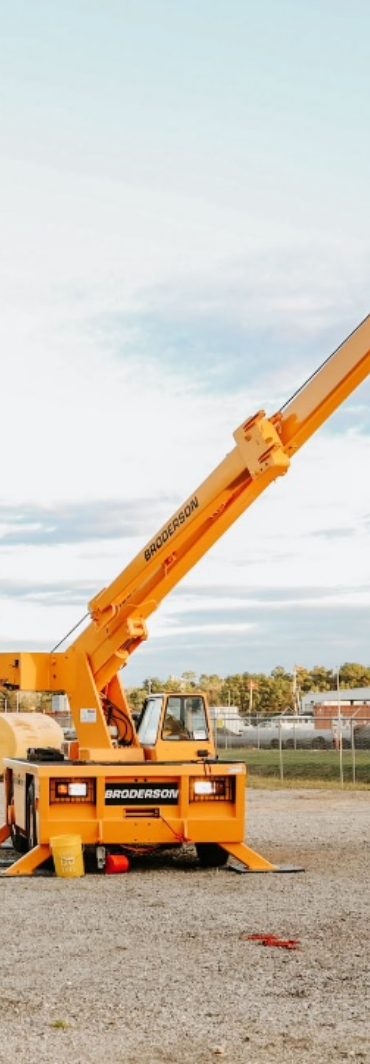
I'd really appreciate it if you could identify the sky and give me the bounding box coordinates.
[1,0,370,688]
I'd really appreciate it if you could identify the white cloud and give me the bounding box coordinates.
[1,3,370,681]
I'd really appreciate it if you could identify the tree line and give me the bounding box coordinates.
[1,662,369,718]
[126,662,370,717]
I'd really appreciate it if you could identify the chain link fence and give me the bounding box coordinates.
[2,699,369,784]
[213,712,370,784]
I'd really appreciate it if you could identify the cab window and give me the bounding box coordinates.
[162,696,209,741]
[136,697,163,745]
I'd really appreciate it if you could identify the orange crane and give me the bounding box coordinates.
[1,313,370,876]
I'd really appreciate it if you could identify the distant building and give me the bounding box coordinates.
[301,687,370,709]
[301,688,370,730]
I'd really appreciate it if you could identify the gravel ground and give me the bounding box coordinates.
[0,786,369,1064]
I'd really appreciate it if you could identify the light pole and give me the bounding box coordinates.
[337,666,343,785]
[293,666,302,714]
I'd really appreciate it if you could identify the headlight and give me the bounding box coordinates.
[67,783,88,797]
[55,781,88,798]
[51,779,95,803]
[193,781,217,795]
[191,777,232,801]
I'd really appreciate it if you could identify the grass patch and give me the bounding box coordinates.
[219,748,370,788]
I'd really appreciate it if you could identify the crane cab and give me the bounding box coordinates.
[135,692,216,761]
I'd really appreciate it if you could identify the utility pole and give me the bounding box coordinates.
[337,666,343,785]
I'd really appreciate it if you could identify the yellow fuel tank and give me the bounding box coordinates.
[0,713,64,773]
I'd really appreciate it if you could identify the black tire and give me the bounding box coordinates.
[83,847,99,874]
[270,738,279,749]
[312,736,326,749]
[9,774,28,853]
[26,781,37,850]
[10,825,28,854]
[196,843,229,868]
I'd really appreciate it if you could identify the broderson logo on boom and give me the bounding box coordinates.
[144,497,199,561]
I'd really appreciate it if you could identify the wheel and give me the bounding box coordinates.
[26,781,37,850]
[10,824,28,854]
[270,738,279,749]
[8,774,28,853]
[312,736,326,749]
[196,844,229,868]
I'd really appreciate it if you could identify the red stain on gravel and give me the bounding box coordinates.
[242,933,300,950]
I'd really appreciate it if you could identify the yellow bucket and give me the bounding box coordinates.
[50,835,85,878]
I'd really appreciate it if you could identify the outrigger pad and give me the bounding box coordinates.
[227,862,305,874]
[0,844,52,877]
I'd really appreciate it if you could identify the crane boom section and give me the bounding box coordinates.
[278,313,370,454]
[1,313,370,701]
[69,313,370,687]
[69,412,289,687]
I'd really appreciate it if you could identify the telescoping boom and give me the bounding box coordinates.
[1,313,370,877]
